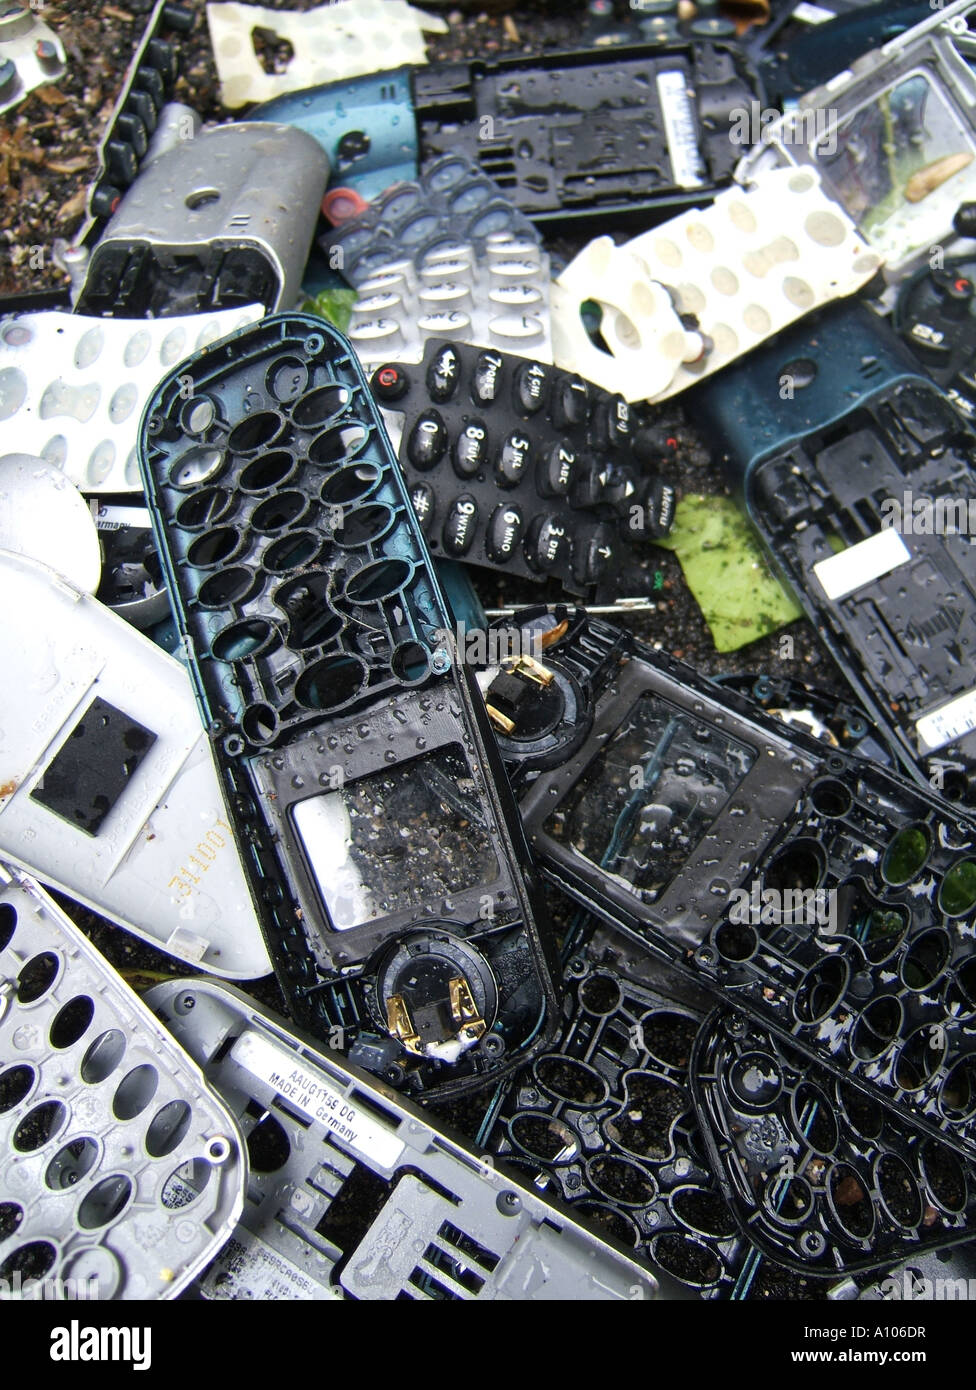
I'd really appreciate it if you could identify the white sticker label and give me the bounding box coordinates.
[916,688,976,753]
[792,2,838,23]
[231,1030,405,1169]
[657,71,707,190]
[200,1230,331,1302]
[812,528,911,601]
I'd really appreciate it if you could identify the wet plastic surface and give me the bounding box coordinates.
[501,609,976,1162]
[372,339,674,594]
[149,976,670,1301]
[0,864,244,1300]
[414,37,761,230]
[139,313,560,1101]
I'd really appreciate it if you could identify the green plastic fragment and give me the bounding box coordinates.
[655,493,803,652]
[302,287,358,334]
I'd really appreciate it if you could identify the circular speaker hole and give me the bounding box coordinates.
[16,952,60,1003]
[321,462,381,506]
[794,956,849,1025]
[895,1024,945,1092]
[241,704,278,745]
[0,901,16,951]
[900,928,951,992]
[227,411,285,454]
[251,491,307,533]
[390,641,430,683]
[876,1153,922,1229]
[267,357,309,404]
[197,566,260,609]
[344,557,411,605]
[920,1138,967,1213]
[13,1100,66,1152]
[49,995,95,1050]
[307,422,367,466]
[292,384,351,428]
[727,1052,783,1112]
[176,486,234,531]
[939,859,976,918]
[509,1113,580,1165]
[0,1064,35,1113]
[78,1175,132,1230]
[533,1056,609,1107]
[715,920,758,962]
[113,1064,159,1121]
[810,777,853,818]
[239,450,294,494]
[212,617,276,663]
[790,1081,837,1154]
[145,1100,193,1159]
[264,530,319,573]
[80,1029,126,1084]
[827,1163,874,1241]
[46,1137,98,1190]
[578,973,621,1015]
[851,995,903,1061]
[180,395,215,435]
[882,824,931,886]
[186,527,241,569]
[294,654,367,711]
[335,502,395,549]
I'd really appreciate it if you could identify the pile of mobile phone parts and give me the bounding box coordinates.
[323,153,552,367]
[149,976,675,1301]
[486,606,976,1160]
[550,166,882,402]
[79,0,196,243]
[0,864,245,1300]
[413,34,762,230]
[75,123,329,319]
[0,306,264,495]
[736,0,976,280]
[691,1008,976,1275]
[138,313,560,1101]
[371,339,674,597]
[696,304,976,804]
[0,0,65,118]
[0,549,269,979]
[206,1,447,111]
